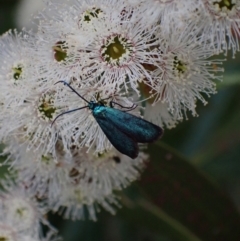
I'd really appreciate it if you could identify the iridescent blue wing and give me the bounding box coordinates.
[102,107,163,143]
[95,114,139,159]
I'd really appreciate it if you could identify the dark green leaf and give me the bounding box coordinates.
[133,142,240,241]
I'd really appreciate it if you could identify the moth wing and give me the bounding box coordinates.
[96,116,139,159]
[104,107,163,143]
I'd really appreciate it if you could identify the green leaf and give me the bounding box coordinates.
[119,194,202,241]
[119,141,240,241]
[218,53,240,87]
[218,73,240,87]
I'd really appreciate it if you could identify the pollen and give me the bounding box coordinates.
[173,56,187,75]
[113,46,120,54]
[37,91,58,121]
[41,155,52,165]
[214,0,236,10]
[0,226,16,241]
[101,35,134,66]
[12,64,23,80]
[53,41,67,62]
[83,8,103,23]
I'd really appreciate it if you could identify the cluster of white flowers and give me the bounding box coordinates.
[0,178,60,241]
[0,0,239,235]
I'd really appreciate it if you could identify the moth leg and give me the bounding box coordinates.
[110,101,137,112]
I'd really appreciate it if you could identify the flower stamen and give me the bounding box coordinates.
[38,92,58,121]
[101,35,134,66]
[12,65,23,80]
[173,56,187,75]
[213,0,236,10]
[53,41,67,62]
[83,8,103,22]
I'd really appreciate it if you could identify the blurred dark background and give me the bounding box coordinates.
[0,0,19,33]
[1,1,240,241]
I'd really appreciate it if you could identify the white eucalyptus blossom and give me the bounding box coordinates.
[32,30,83,86]
[33,0,128,84]
[142,0,184,22]
[159,0,203,34]
[199,0,240,56]
[71,147,147,194]
[4,140,73,200]
[50,182,119,221]
[0,83,66,159]
[35,0,161,95]
[15,0,76,30]
[0,0,234,226]
[0,30,36,110]
[0,220,59,241]
[150,25,224,120]
[144,101,181,129]
[3,117,147,222]
[71,16,160,94]
[0,180,51,238]
[0,224,18,241]
[130,0,200,28]
[0,30,65,158]
[48,148,147,220]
